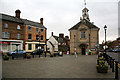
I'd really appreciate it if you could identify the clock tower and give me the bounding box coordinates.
[82,0,90,21]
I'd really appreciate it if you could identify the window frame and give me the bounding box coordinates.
[41,35,43,41]
[41,29,44,32]
[17,33,20,39]
[28,34,32,40]
[28,26,32,31]
[4,23,8,28]
[36,28,39,32]
[81,32,86,38]
[17,25,21,30]
[2,32,10,38]
[36,35,39,41]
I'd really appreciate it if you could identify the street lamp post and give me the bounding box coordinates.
[104,25,107,51]
[104,25,107,59]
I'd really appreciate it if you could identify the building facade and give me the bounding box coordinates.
[0,10,47,53]
[69,7,99,55]
[47,32,70,53]
[0,11,24,52]
[23,18,47,52]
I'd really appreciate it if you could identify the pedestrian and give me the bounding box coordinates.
[89,49,91,55]
[74,48,77,57]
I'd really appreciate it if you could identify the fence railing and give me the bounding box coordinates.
[103,52,119,79]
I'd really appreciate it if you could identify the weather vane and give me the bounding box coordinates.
[84,0,86,8]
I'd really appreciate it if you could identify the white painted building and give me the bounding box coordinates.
[47,32,58,52]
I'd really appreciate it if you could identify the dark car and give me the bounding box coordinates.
[8,50,26,56]
[31,49,44,55]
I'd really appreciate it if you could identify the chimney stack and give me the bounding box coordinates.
[92,22,94,25]
[40,18,43,25]
[65,36,69,39]
[59,33,64,39]
[15,9,21,18]
[51,32,53,36]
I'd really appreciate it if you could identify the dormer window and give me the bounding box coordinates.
[17,25,20,29]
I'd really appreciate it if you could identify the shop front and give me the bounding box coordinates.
[0,39,23,53]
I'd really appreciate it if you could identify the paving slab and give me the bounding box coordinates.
[2,55,116,78]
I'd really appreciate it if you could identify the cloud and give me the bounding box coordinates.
[0,0,119,44]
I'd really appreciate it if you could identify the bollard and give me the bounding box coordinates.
[97,59,99,65]
[12,56,14,60]
[106,54,108,62]
[115,61,118,79]
[108,56,110,65]
[110,57,112,68]
[12,54,14,60]
[112,59,115,72]
[32,54,34,58]
[45,52,46,57]
[39,53,40,58]
[108,56,111,66]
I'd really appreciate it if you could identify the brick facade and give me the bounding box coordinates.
[2,20,24,40]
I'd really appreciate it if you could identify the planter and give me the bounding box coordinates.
[96,65,108,73]
[26,53,31,59]
[3,53,9,60]
[3,57,9,60]
[27,56,31,59]
[50,54,54,57]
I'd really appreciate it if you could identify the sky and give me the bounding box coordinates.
[0,0,119,44]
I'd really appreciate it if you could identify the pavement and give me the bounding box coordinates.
[2,54,117,78]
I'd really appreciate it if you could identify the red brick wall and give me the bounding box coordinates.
[2,20,24,40]
[24,25,46,42]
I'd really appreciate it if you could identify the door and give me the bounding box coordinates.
[82,48,85,55]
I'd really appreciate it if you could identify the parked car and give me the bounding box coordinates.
[106,48,113,52]
[113,48,120,52]
[31,49,44,55]
[7,50,26,56]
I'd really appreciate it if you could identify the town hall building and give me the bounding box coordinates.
[69,6,100,55]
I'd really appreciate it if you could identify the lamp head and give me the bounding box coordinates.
[104,25,107,30]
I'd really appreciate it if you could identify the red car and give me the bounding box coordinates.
[100,50,104,52]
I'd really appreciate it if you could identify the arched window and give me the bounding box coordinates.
[17,25,20,29]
